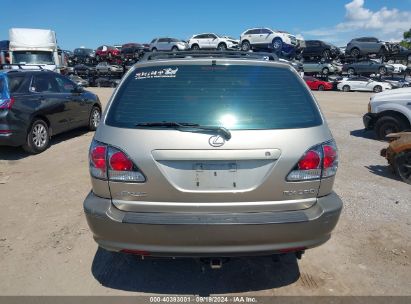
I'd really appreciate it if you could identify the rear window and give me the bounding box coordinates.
[106,64,322,130]
[7,74,26,93]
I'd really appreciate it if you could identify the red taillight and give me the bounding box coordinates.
[298,150,321,170]
[89,140,146,182]
[0,130,12,134]
[0,97,15,110]
[323,145,337,168]
[287,140,338,181]
[91,145,106,169]
[109,151,133,171]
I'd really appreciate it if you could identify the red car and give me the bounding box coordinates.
[95,45,120,61]
[304,76,333,91]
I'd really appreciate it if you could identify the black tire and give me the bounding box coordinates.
[217,43,227,51]
[373,85,382,93]
[241,41,251,52]
[22,119,50,154]
[272,38,283,52]
[151,48,157,53]
[88,106,101,131]
[171,46,178,52]
[393,151,411,184]
[321,67,329,75]
[379,67,387,75]
[350,48,360,57]
[374,115,409,140]
[191,44,200,51]
[347,68,355,76]
[318,85,325,91]
[342,85,351,92]
[322,49,331,59]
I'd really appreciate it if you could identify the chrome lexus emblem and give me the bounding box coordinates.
[209,135,225,147]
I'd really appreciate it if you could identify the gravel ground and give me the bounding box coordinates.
[0,88,410,296]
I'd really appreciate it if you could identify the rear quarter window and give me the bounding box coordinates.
[7,74,26,93]
[106,64,322,130]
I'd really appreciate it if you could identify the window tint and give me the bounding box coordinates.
[31,74,59,93]
[106,65,322,130]
[7,74,26,93]
[261,29,272,34]
[158,38,167,43]
[151,39,156,43]
[55,75,75,93]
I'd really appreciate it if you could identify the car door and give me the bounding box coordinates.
[357,77,370,91]
[208,34,218,48]
[30,73,71,134]
[260,28,273,45]
[194,35,206,48]
[249,29,262,44]
[55,74,90,128]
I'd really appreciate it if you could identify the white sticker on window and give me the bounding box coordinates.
[135,68,179,80]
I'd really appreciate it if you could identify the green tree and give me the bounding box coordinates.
[400,28,411,49]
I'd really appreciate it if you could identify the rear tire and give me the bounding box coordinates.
[22,119,50,154]
[393,151,411,184]
[373,85,382,93]
[241,41,251,52]
[171,46,178,52]
[89,106,101,131]
[321,67,329,75]
[191,44,200,51]
[272,38,283,52]
[379,67,387,75]
[318,84,325,91]
[342,85,350,92]
[151,48,157,53]
[374,115,409,140]
[350,48,360,57]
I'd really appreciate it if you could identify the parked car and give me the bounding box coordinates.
[345,37,387,58]
[121,43,145,60]
[363,87,411,139]
[389,63,408,74]
[188,33,239,51]
[337,76,392,93]
[74,64,96,77]
[381,132,411,184]
[240,28,297,54]
[303,61,340,75]
[303,40,341,59]
[96,62,123,74]
[0,69,101,153]
[150,38,189,52]
[83,52,342,261]
[69,75,89,87]
[95,45,120,61]
[303,76,333,91]
[343,60,394,76]
[73,48,95,64]
[95,77,120,88]
[385,46,411,63]
[380,76,410,88]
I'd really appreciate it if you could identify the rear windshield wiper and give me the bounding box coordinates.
[135,122,231,140]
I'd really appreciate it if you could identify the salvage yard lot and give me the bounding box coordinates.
[0,89,410,295]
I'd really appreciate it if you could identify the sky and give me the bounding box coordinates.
[1,0,410,50]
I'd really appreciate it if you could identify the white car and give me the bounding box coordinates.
[390,63,408,74]
[363,87,411,139]
[188,33,239,51]
[240,28,297,53]
[149,38,189,52]
[337,76,392,93]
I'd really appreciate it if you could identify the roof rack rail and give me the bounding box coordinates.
[141,51,279,62]
[0,64,45,71]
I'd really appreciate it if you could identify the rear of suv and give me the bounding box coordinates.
[84,52,342,258]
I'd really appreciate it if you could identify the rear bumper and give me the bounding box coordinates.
[363,113,378,130]
[84,192,343,257]
[0,131,25,147]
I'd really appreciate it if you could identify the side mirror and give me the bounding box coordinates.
[73,85,84,93]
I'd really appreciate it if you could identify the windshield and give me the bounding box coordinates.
[106,64,322,130]
[12,51,54,64]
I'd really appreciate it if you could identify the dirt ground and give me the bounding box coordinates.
[0,88,410,296]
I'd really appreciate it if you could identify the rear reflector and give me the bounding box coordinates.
[287,140,338,181]
[120,249,150,256]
